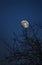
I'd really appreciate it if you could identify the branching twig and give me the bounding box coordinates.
[0,39,13,53]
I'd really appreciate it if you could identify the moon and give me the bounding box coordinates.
[21,20,29,28]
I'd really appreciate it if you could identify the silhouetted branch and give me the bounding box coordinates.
[29,24,42,64]
[13,32,33,46]
[0,38,13,53]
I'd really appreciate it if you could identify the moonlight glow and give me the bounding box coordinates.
[21,20,29,28]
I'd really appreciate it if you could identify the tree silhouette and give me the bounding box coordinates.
[0,22,42,65]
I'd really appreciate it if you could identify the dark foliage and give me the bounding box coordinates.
[0,24,42,65]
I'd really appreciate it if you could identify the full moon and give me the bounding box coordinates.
[21,20,29,28]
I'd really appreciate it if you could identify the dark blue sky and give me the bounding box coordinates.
[0,0,42,43]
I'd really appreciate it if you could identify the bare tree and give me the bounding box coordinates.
[0,22,42,65]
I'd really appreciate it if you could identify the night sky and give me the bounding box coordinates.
[0,0,42,44]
